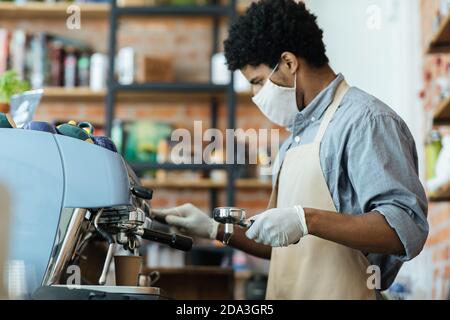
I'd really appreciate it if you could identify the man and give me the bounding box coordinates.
[152,0,428,299]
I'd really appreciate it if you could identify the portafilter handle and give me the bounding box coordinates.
[135,228,193,252]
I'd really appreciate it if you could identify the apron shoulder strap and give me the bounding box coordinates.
[314,80,350,143]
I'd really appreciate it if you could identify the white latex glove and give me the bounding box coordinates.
[245,206,308,247]
[151,203,219,240]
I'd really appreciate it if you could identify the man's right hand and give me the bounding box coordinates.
[151,203,219,240]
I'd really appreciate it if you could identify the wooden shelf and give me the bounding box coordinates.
[141,178,272,190]
[0,2,109,19]
[117,90,252,103]
[429,181,450,202]
[42,87,106,101]
[433,95,450,125]
[0,2,247,19]
[41,86,252,103]
[428,13,450,53]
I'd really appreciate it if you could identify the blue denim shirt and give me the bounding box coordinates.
[273,74,429,290]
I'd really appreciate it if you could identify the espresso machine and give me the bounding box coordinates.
[0,128,192,300]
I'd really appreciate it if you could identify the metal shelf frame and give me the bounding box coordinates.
[106,0,239,208]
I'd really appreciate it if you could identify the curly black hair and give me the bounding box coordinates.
[224,0,329,71]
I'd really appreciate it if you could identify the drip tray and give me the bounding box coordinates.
[54,285,161,295]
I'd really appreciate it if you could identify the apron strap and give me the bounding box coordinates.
[268,79,350,210]
[314,80,350,143]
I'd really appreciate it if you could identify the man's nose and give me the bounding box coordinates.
[252,85,262,97]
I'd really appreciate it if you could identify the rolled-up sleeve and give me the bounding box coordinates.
[346,113,429,261]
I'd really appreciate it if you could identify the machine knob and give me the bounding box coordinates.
[131,186,153,200]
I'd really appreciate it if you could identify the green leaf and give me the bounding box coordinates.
[0,70,31,103]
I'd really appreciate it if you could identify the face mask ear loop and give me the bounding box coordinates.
[267,63,279,83]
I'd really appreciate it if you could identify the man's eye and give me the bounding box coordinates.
[250,79,263,86]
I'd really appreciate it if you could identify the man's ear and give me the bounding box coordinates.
[280,52,299,75]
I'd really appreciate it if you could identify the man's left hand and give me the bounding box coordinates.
[245,206,308,247]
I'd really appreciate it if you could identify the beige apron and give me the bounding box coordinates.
[265,80,376,300]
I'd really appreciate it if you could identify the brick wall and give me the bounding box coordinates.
[0,1,280,215]
[420,0,450,300]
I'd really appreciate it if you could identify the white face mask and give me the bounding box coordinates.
[252,64,299,127]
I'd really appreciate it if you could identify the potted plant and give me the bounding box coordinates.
[0,70,30,113]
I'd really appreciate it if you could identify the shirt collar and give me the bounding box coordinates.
[290,73,345,130]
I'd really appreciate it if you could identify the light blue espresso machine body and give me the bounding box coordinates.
[0,129,132,295]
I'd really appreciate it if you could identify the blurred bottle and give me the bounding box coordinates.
[90,53,108,92]
[64,47,77,88]
[48,40,65,87]
[29,33,46,89]
[427,134,450,193]
[10,30,27,81]
[77,52,91,87]
[117,47,135,85]
[425,130,442,180]
[436,62,450,100]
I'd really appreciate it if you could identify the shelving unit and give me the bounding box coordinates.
[426,133,450,200]
[106,0,240,210]
[1,0,253,105]
[428,13,450,54]
[426,11,450,203]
